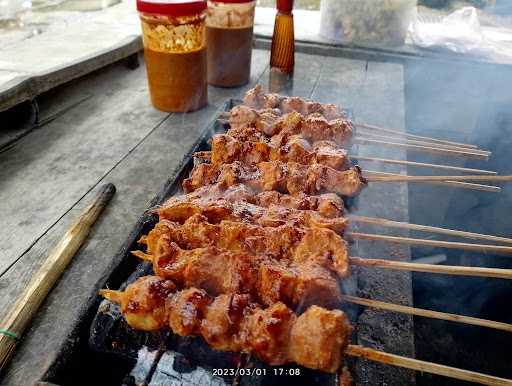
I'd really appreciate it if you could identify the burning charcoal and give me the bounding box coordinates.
[121,347,161,386]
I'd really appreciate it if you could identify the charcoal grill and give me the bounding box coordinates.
[36,99,414,386]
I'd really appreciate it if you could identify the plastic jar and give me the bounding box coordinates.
[137,0,208,112]
[319,0,417,47]
[206,0,256,87]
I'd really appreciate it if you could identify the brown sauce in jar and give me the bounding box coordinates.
[144,47,208,113]
[206,25,253,87]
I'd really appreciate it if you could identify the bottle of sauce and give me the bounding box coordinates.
[270,0,294,73]
[269,0,294,93]
[137,0,208,112]
[206,0,256,87]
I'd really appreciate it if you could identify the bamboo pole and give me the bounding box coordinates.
[356,131,491,155]
[364,171,501,192]
[352,155,496,175]
[346,345,512,386]
[348,232,512,256]
[350,215,512,245]
[344,295,512,332]
[354,138,489,160]
[354,122,478,149]
[0,183,116,372]
[366,174,512,183]
[349,257,512,280]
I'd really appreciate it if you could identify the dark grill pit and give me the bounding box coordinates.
[39,99,415,386]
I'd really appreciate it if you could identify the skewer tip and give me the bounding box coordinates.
[131,250,153,262]
[99,289,123,304]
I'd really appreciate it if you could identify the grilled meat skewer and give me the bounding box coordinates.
[196,133,350,171]
[183,161,367,197]
[242,84,345,121]
[157,196,348,234]
[160,183,345,219]
[100,275,352,373]
[138,214,350,277]
[227,105,353,147]
[132,243,342,310]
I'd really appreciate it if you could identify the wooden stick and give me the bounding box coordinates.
[366,174,512,183]
[356,128,482,152]
[354,122,478,149]
[348,232,512,256]
[430,181,501,193]
[352,156,496,175]
[349,257,512,279]
[356,131,491,155]
[354,138,489,160]
[350,215,512,245]
[0,183,116,372]
[346,345,512,386]
[363,171,501,192]
[344,295,512,332]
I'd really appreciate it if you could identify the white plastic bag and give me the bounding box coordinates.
[410,7,487,54]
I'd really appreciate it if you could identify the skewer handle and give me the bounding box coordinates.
[348,232,512,256]
[350,257,512,280]
[354,138,489,160]
[363,171,501,192]
[344,295,512,333]
[352,155,496,175]
[346,345,512,386]
[356,132,490,155]
[0,183,116,372]
[366,174,512,183]
[354,122,478,149]
[349,215,512,245]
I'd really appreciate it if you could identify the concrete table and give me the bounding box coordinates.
[0,48,413,385]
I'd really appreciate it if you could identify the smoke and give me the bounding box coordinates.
[404,55,512,384]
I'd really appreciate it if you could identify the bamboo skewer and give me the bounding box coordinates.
[350,215,512,245]
[354,122,478,149]
[0,183,116,372]
[346,345,512,386]
[431,181,501,192]
[366,174,512,183]
[356,132,491,155]
[354,138,489,160]
[350,257,512,280]
[363,170,501,192]
[344,295,512,332]
[352,155,496,175]
[348,232,512,256]
[356,129,482,152]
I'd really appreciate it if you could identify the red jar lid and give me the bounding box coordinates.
[277,0,293,13]
[137,0,207,17]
